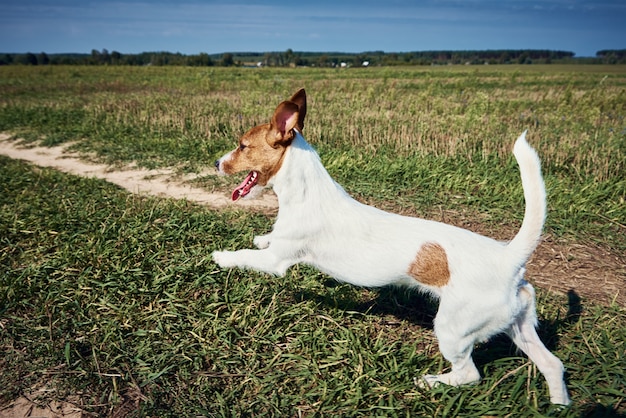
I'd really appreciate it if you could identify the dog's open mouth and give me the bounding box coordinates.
[232,171,259,201]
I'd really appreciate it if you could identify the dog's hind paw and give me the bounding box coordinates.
[414,375,440,389]
[415,371,481,388]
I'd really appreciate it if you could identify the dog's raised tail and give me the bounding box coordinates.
[507,131,547,264]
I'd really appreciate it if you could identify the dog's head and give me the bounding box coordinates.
[215,89,307,201]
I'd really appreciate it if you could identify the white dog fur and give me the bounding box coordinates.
[212,89,570,405]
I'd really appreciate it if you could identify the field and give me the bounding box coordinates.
[0,65,625,417]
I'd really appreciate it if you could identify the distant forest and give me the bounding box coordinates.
[1,48,625,67]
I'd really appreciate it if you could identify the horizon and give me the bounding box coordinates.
[1,48,599,56]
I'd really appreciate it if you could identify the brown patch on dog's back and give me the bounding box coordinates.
[408,242,450,287]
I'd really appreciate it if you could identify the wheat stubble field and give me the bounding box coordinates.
[0,65,624,417]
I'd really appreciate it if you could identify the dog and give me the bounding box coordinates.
[212,89,570,405]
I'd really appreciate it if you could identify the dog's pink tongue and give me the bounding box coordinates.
[231,171,258,201]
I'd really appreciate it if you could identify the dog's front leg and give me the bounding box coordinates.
[253,234,272,249]
[212,248,293,276]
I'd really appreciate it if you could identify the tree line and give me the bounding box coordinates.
[0,49,229,67]
[1,48,625,67]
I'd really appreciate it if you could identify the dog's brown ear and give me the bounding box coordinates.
[269,100,299,147]
[289,88,307,131]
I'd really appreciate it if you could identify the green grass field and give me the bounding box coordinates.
[1,65,625,417]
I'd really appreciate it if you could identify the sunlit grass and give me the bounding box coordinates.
[1,158,624,416]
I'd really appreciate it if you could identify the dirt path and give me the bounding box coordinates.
[0,134,278,211]
[1,134,623,308]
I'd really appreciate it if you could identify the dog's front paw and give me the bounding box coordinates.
[253,234,271,249]
[212,250,237,268]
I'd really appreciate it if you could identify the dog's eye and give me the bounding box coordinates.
[239,144,247,151]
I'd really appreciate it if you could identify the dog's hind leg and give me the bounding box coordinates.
[420,340,481,388]
[420,309,482,388]
[506,283,570,405]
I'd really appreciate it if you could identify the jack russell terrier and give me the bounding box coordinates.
[212,89,570,405]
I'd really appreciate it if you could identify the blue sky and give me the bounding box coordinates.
[1,0,624,57]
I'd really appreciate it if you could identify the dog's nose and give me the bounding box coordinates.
[214,160,220,170]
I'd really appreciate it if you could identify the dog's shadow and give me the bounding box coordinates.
[295,278,438,330]
[296,282,582,370]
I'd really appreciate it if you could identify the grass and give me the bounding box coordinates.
[1,65,625,416]
[1,156,624,417]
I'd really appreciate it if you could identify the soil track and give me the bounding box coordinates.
[0,134,277,211]
[0,134,624,417]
